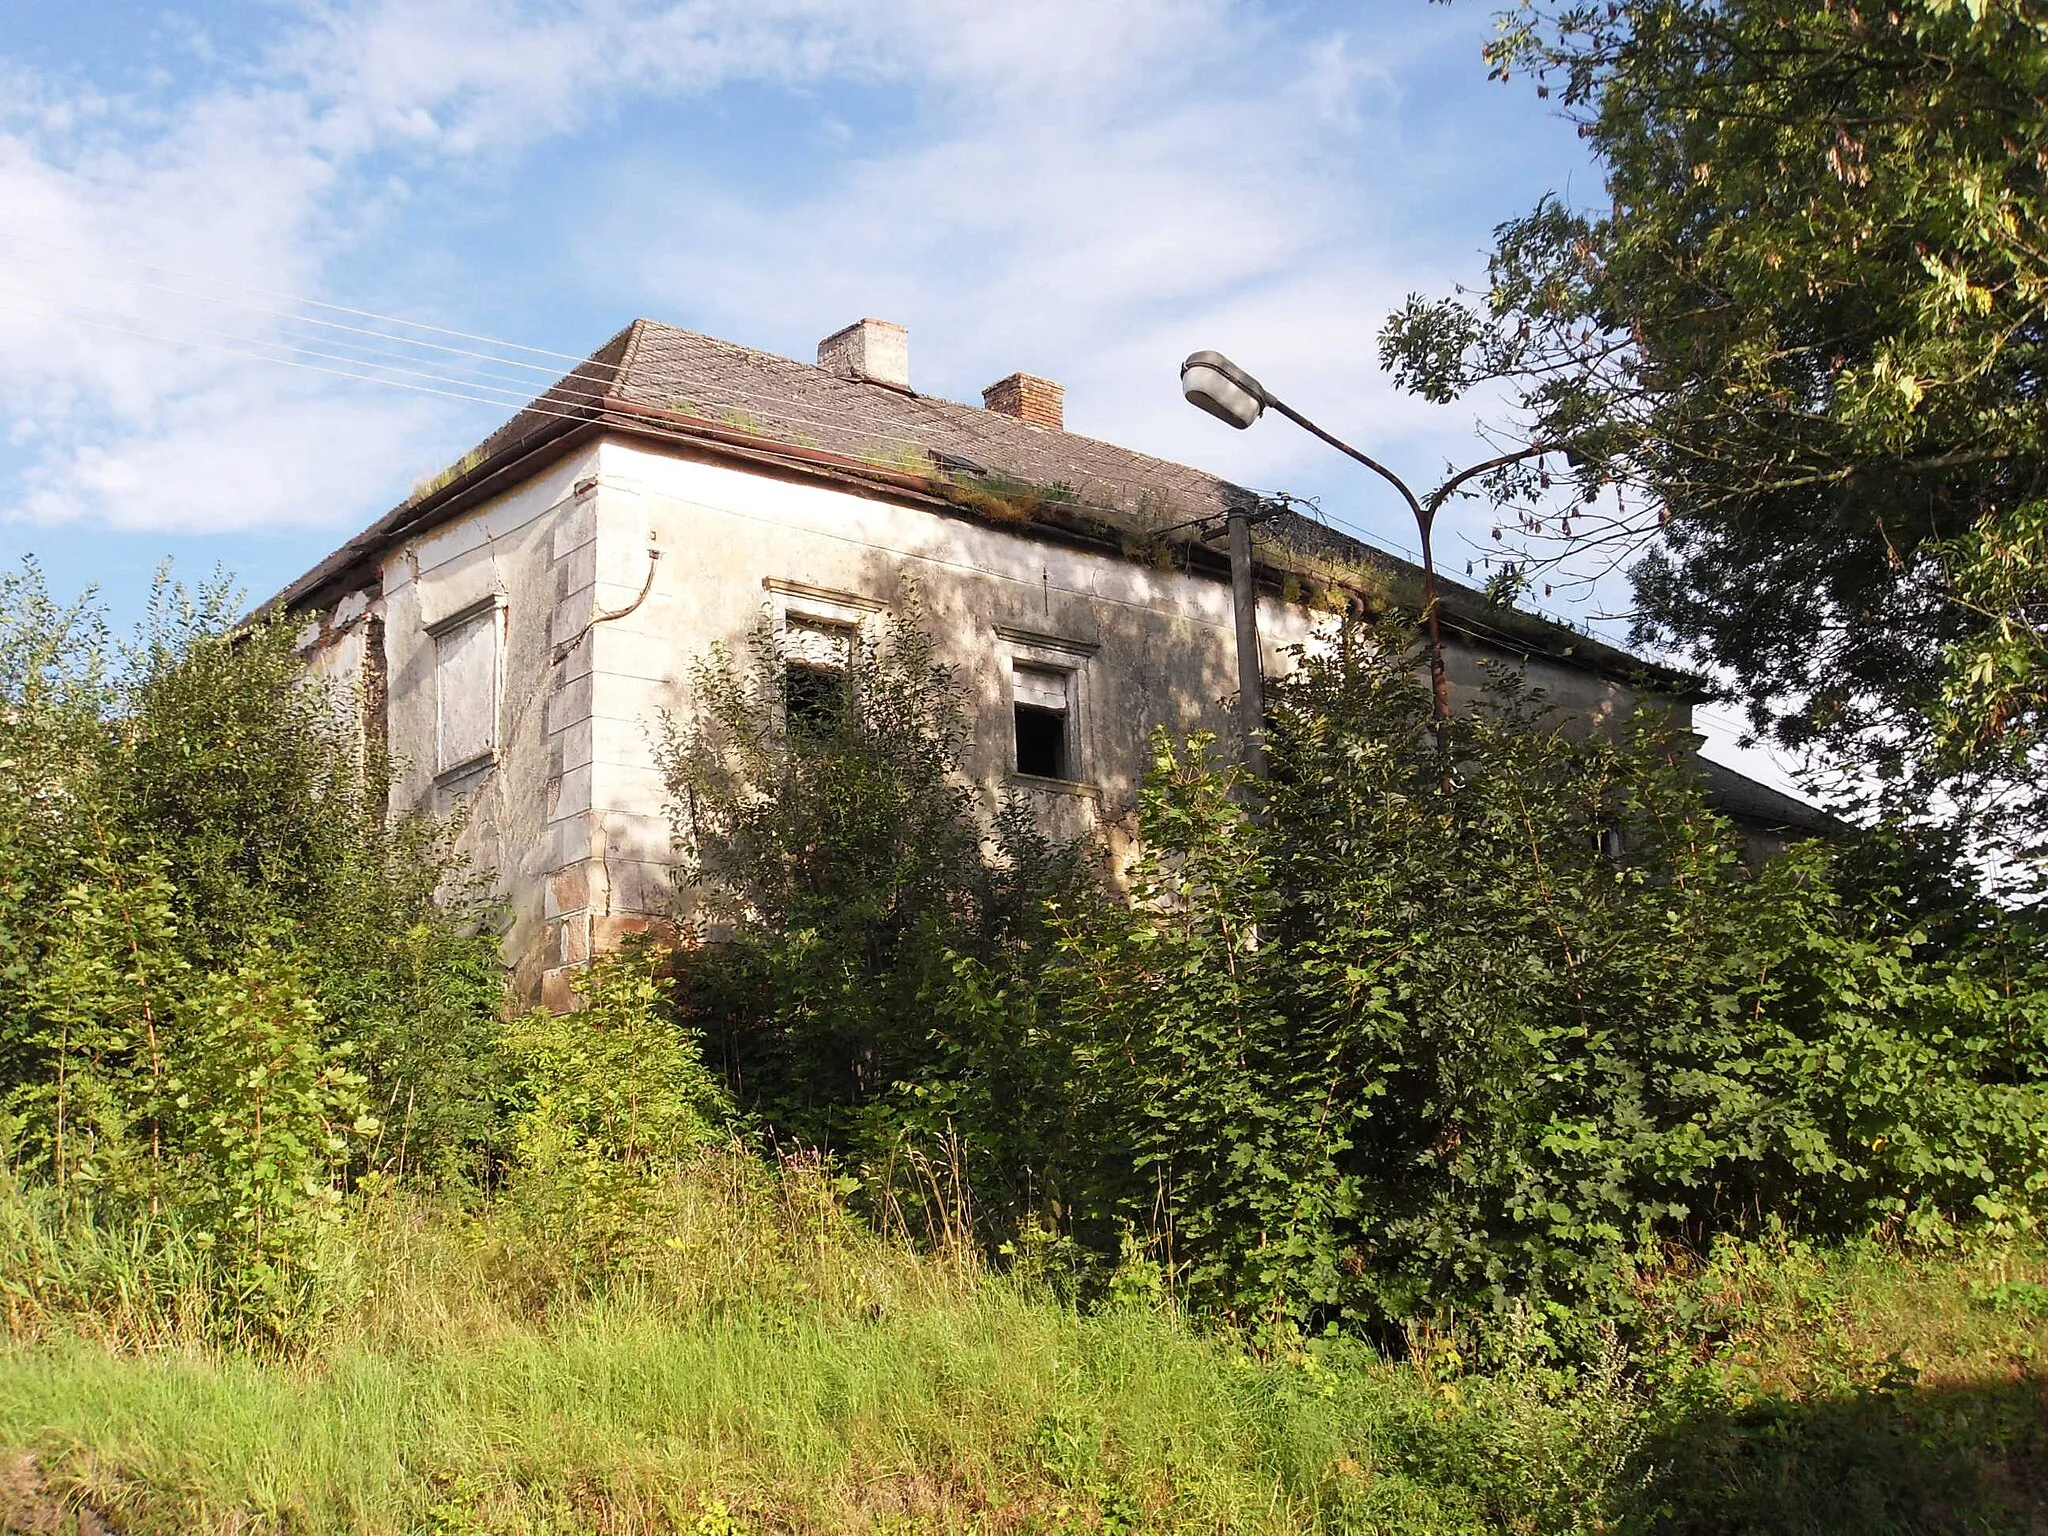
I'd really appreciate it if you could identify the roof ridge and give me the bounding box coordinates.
[624,319,1242,488]
[614,317,653,395]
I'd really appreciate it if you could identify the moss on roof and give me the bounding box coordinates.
[271,318,1697,696]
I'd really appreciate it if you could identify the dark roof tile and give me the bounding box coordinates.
[270,318,1692,691]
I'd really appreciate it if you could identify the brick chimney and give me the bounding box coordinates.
[817,318,910,390]
[982,372,1064,431]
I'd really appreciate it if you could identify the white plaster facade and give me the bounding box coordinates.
[309,434,1328,1005]
[281,317,1804,1007]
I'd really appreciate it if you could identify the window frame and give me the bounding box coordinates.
[997,624,1098,788]
[1011,664,1072,779]
[764,578,884,733]
[428,595,506,783]
[781,619,858,735]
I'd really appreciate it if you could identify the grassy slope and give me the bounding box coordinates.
[1,1169,2044,1535]
[0,1297,1630,1535]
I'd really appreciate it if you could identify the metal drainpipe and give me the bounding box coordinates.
[1228,504,1266,777]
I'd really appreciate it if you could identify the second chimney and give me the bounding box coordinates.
[982,372,1064,431]
[818,318,910,390]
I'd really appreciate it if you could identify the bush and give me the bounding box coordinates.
[167,946,373,1303]
[1048,621,2048,1337]
[657,598,1091,1234]
[0,563,507,1330]
[500,947,735,1275]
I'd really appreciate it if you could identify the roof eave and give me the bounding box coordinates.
[256,411,602,619]
[260,391,1705,703]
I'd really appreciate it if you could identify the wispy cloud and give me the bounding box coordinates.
[597,3,1500,498]
[0,0,888,531]
[0,0,1558,540]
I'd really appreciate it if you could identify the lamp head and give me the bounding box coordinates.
[1180,349,1267,430]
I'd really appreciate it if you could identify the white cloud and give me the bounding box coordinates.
[10,384,433,533]
[1301,32,1395,130]
[0,0,890,533]
[0,0,1552,543]
[596,2,1493,508]
[0,73,371,530]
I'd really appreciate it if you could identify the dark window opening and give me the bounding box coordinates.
[785,661,849,735]
[1014,702,1067,779]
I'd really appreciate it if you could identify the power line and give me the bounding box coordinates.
[0,238,1454,570]
[0,243,596,388]
[0,295,1185,527]
[0,286,588,407]
[0,230,626,370]
[0,236,1222,508]
[0,273,1117,487]
[0,239,1262,524]
[0,296,596,416]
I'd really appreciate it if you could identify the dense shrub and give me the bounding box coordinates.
[500,947,735,1274]
[11,553,2042,1361]
[657,600,1091,1229]
[0,564,507,1326]
[657,606,2048,1333]
[1048,622,2048,1336]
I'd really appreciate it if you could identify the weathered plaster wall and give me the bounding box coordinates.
[297,597,373,759]
[305,431,1687,1008]
[1444,640,1684,739]
[336,444,611,1005]
[566,435,1320,998]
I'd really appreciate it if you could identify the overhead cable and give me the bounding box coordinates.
[0,287,586,406]
[0,239,1436,564]
[0,229,626,370]
[0,243,592,387]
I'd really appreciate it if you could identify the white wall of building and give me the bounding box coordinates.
[306,431,1683,1007]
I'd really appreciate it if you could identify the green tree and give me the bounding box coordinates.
[167,946,374,1307]
[1051,622,2048,1339]
[1381,0,2048,864]
[0,563,508,1302]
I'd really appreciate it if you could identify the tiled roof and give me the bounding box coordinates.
[272,318,1690,690]
[1698,758,1835,834]
[643,324,1231,512]
[480,318,1251,529]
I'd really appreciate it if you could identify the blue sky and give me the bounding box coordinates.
[0,0,1792,783]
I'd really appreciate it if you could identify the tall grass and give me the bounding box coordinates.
[1,1153,2043,1535]
[0,1169,221,1350]
[0,1291,1643,1535]
[0,1151,1641,1534]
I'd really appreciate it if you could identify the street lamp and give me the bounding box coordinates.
[1181,351,1269,432]
[1178,357,1281,770]
[1184,350,1553,730]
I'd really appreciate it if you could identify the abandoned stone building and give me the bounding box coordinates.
[273,316,1820,1007]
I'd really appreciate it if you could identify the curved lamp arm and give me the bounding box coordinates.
[1180,350,1562,727]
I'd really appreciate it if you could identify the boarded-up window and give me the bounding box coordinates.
[784,616,856,734]
[435,604,501,774]
[1013,664,1070,779]
[784,616,855,668]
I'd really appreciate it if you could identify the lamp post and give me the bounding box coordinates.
[1182,351,1565,736]
[1179,354,1449,729]
[1225,495,1265,773]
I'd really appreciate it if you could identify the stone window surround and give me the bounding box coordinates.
[763,577,885,642]
[765,578,884,734]
[996,624,1099,791]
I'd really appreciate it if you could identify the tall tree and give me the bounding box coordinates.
[1381,0,2048,870]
